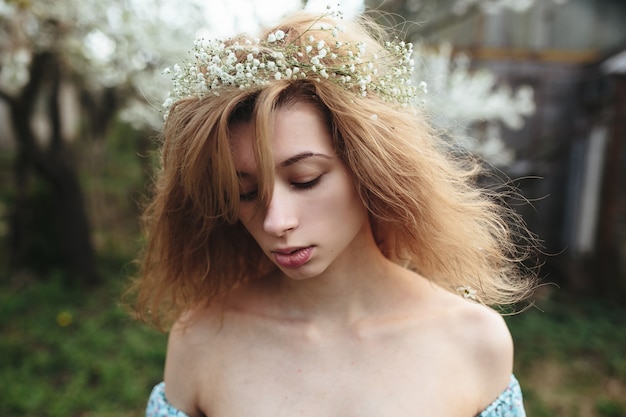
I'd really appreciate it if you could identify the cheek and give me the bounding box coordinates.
[314,179,365,223]
[330,174,363,212]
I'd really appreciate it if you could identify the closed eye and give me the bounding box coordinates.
[239,189,258,201]
[292,175,322,190]
[240,175,322,200]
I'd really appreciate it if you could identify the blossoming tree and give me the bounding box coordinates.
[368,0,566,164]
[0,0,207,283]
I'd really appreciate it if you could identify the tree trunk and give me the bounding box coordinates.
[5,51,99,285]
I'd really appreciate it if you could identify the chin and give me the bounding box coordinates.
[276,262,328,281]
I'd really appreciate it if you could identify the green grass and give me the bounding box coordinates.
[0,274,166,417]
[507,292,626,417]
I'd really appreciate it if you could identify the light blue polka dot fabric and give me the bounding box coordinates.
[477,375,526,417]
[146,375,526,417]
[146,382,187,417]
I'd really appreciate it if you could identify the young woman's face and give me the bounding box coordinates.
[230,101,371,280]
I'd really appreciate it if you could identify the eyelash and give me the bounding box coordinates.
[239,189,258,202]
[292,175,322,190]
[239,175,322,201]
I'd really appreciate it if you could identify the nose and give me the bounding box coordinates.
[262,185,298,236]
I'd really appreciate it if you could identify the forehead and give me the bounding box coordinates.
[229,101,334,168]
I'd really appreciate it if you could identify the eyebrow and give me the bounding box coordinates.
[279,152,332,168]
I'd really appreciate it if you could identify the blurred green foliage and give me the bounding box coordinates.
[0,118,161,416]
[508,293,626,417]
[0,275,166,417]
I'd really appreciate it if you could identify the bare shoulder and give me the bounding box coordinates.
[407,275,514,378]
[456,301,513,374]
[431,288,514,408]
[163,305,223,417]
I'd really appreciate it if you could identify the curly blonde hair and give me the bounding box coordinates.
[127,11,537,330]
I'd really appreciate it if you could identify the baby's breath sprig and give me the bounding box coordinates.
[162,11,424,117]
[457,285,478,301]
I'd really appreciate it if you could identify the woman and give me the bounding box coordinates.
[130,9,535,417]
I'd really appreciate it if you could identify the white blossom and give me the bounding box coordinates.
[457,286,478,300]
[416,42,535,165]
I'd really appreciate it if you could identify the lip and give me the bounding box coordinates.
[271,246,314,268]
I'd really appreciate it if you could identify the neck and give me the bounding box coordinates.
[270,233,413,326]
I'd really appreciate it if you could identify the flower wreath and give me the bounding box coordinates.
[162,9,426,117]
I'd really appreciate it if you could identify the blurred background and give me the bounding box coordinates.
[0,0,624,416]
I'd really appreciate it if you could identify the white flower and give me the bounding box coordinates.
[162,97,174,109]
[274,30,285,40]
[267,33,277,42]
[457,286,478,300]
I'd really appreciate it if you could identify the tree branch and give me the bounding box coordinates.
[48,53,63,150]
[366,0,481,42]
[0,89,15,105]
[407,4,481,40]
